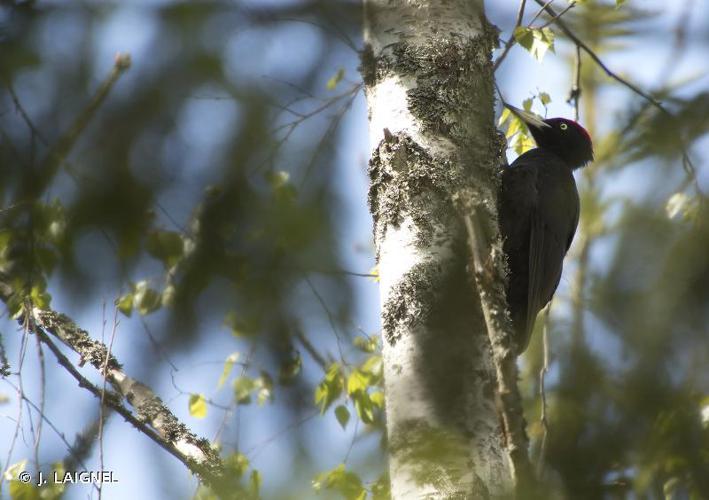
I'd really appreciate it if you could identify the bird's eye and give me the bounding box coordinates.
[560,123,568,130]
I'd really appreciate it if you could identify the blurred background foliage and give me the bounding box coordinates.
[0,0,708,499]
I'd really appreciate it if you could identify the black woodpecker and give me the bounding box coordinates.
[498,106,594,354]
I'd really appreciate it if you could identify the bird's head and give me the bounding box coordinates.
[507,106,594,169]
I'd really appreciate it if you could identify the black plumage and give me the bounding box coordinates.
[499,110,594,354]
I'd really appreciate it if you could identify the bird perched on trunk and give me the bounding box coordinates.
[498,106,593,354]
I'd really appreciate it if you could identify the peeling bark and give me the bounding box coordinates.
[362,0,515,497]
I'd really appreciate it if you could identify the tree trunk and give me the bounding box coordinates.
[361,0,514,497]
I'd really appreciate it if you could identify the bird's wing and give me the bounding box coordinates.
[501,149,577,352]
[524,209,567,351]
[499,157,539,349]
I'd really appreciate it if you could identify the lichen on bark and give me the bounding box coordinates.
[389,419,490,498]
[368,132,461,255]
[362,1,516,496]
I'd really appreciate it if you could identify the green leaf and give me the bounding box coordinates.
[315,363,343,413]
[265,170,290,188]
[9,480,41,500]
[255,371,274,405]
[250,470,261,496]
[370,391,385,409]
[353,336,377,353]
[505,115,522,139]
[371,473,391,500]
[224,311,260,337]
[514,26,555,62]
[217,352,239,389]
[352,391,375,424]
[312,464,365,499]
[116,292,134,317]
[189,393,208,419]
[665,192,698,221]
[146,230,184,268]
[30,285,51,310]
[335,405,350,429]
[265,170,297,204]
[615,0,626,7]
[514,133,536,155]
[234,376,255,405]
[326,68,345,90]
[361,355,383,378]
[161,284,176,307]
[278,351,301,384]
[133,280,162,316]
[498,107,511,127]
[224,452,249,478]
[346,369,370,395]
[539,92,551,106]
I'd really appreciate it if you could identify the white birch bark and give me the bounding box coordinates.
[362,0,514,497]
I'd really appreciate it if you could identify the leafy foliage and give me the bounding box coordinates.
[514,26,556,62]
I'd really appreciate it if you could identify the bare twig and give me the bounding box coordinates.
[16,53,132,203]
[98,306,120,500]
[0,313,31,490]
[567,44,582,121]
[0,274,237,494]
[305,277,347,365]
[310,268,378,279]
[4,380,100,494]
[493,0,527,71]
[536,304,551,477]
[538,2,576,29]
[457,201,534,492]
[245,410,319,460]
[528,0,555,26]
[294,329,329,371]
[532,0,664,111]
[534,0,701,196]
[2,80,50,147]
[230,346,256,453]
[495,0,577,72]
[32,332,46,475]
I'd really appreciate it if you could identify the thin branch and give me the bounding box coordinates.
[63,415,107,474]
[455,195,534,493]
[297,85,361,188]
[16,53,132,203]
[98,306,120,500]
[245,410,319,460]
[4,380,100,494]
[493,0,527,71]
[528,0,555,26]
[538,2,576,29]
[305,277,347,365]
[311,268,378,279]
[342,416,359,464]
[293,329,328,371]
[231,346,256,452]
[32,332,46,475]
[532,0,664,111]
[534,0,701,195]
[0,272,238,493]
[1,79,51,147]
[536,304,551,477]
[0,313,31,490]
[495,0,577,72]
[29,326,192,465]
[567,44,582,121]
